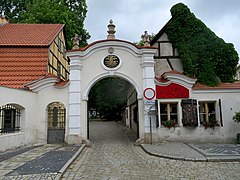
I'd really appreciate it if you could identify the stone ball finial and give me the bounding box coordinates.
[107,19,116,39]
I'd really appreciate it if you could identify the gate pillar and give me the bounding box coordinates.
[141,48,157,143]
[68,55,82,144]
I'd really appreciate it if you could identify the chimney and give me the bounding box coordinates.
[0,16,9,25]
[107,19,116,39]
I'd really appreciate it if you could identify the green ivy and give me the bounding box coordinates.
[233,112,240,124]
[165,3,239,86]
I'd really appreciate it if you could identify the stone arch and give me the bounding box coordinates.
[82,72,143,100]
[85,73,141,139]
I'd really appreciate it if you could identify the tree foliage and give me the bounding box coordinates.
[88,77,130,120]
[166,3,239,86]
[0,0,90,49]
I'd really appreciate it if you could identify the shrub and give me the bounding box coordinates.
[233,112,240,124]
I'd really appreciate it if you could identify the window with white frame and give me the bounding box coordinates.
[199,101,218,127]
[160,102,178,125]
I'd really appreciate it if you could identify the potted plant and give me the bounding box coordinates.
[233,111,240,143]
[164,120,177,129]
[203,118,218,129]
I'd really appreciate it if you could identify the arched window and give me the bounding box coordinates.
[0,104,21,134]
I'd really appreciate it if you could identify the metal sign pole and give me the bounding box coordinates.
[149,116,152,144]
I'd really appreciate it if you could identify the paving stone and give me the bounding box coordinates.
[188,143,240,156]
[0,145,42,163]
[62,121,240,179]
[0,144,81,179]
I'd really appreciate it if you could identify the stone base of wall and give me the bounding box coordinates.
[67,134,83,145]
[0,132,25,152]
[144,133,159,144]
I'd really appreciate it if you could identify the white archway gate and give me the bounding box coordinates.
[67,39,156,144]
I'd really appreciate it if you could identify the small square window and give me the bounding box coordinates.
[199,102,218,128]
[160,102,178,126]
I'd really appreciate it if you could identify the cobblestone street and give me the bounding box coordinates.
[62,121,240,180]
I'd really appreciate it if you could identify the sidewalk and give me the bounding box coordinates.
[0,144,84,180]
[140,141,240,162]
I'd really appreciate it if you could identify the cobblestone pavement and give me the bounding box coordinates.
[62,121,240,180]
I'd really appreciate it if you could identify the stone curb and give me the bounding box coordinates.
[140,144,207,162]
[55,144,86,180]
[140,144,240,162]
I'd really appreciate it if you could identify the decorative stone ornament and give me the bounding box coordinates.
[103,55,120,68]
[107,19,116,39]
[141,31,150,46]
[108,47,114,54]
[72,33,81,49]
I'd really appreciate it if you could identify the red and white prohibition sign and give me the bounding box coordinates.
[143,87,156,100]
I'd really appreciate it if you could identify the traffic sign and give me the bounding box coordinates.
[143,87,155,100]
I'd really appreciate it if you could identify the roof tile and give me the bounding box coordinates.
[0,47,48,88]
[0,24,64,46]
[193,82,240,90]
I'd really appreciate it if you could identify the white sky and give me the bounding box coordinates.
[85,0,240,56]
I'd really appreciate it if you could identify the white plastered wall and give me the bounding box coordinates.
[156,89,240,142]
[0,84,69,152]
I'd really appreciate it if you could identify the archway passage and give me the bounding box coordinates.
[88,77,139,141]
[47,102,66,143]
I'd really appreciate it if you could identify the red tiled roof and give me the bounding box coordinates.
[0,47,48,89]
[0,24,64,46]
[193,82,240,90]
[67,39,157,52]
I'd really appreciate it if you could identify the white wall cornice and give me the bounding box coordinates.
[154,78,171,86]
[67,40,157,60]
[70,59,82,70]
[25,77,59,92]
[162,73,197,88]
[141,61,155,68]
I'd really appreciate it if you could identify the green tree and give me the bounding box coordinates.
[0,0,90,49]
[88,77,130,120]
[166,3,239,86]
[0,0,26,20]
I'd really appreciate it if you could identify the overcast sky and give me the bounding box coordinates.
[85,0,240,56]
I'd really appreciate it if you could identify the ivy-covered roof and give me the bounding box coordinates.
[152,3,239,86]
